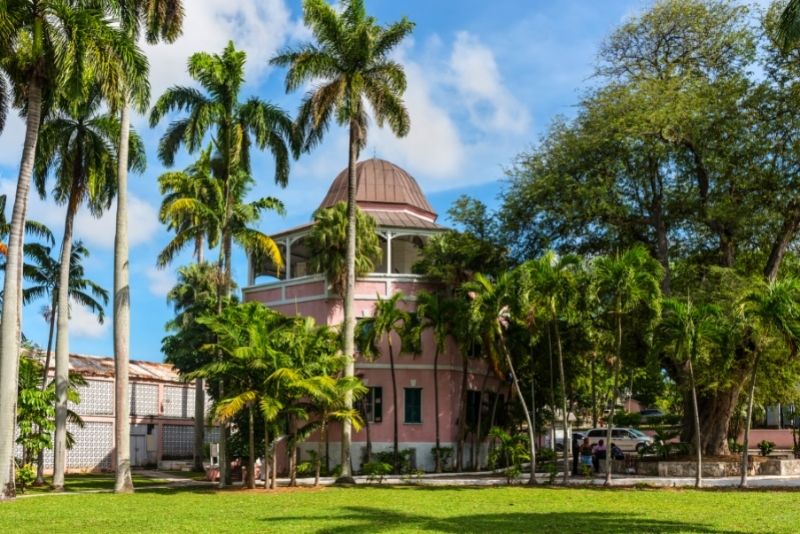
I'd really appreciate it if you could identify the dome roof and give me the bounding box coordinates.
[318,159,436,218]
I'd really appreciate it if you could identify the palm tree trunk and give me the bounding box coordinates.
[591,352,598,428]
[193,378,204,471]
[740,352,761,488]
[553,320,570,484]
[500,338,536,485]
[456,356,469,472]
[114,102,134,494]
[271,441,277,489]
[315,424,324,487]
[688,356,702,488]
[473,367,491,470]
[605,313,623,487]
[36,297,57,485]
[388,340,400,474]
[0,79,42,501]
[246,405,255,489]
[215,244,228,489]
[338,119,359,483]
[433,346,442,473]
[546,326,557,458]
[263,426,272,489]
[53,201,78,491]
[195,234,204,264]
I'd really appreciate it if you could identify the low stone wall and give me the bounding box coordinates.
[632,458,800,477]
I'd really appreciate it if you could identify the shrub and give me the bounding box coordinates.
[362,461,392,484]
[758,440,776,457]
[546,462,558,485]
[728,439,744,454]
[374,449,416,474]
[537,447,556,463]
[614,412,642,427]
[430,446,453,470]
[15,463,35,493]
[487,427,530,484]
[296,461,315,477]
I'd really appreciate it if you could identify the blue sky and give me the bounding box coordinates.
[0,0,675,361]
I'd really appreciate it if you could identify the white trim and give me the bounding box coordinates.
[357,362,490,374]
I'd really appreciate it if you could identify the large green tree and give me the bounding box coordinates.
[271,0,413,481]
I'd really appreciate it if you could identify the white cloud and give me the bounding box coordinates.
[0,114,25,168]
[145,266,175,297]
[449,31,530,134]
[69,298,109,339]
[141,0,296,99]
[369,60,465,180]
[0,178,160,250]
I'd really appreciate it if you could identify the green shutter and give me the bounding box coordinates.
[405,388,422,424]
[373,387,382,422]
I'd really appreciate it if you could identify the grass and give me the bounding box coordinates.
[2,484,799,533]
[20,473,172,494]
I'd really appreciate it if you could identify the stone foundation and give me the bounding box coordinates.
[630,458,800,477]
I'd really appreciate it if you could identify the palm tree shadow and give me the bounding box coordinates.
[266,506,719,533]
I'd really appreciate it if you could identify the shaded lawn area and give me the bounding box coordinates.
[2,485,799,533]
[21,473,171,494]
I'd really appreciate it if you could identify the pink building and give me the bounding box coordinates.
[245,159,504,472]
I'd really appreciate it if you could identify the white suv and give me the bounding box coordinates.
[584,427,652,453]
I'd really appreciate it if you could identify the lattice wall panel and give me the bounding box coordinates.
[163,385,194,418]
[70,380,113,416]
[129,382,159,416]
[162,424,193,458]
[43,422,113,469]
[204,426,220,444]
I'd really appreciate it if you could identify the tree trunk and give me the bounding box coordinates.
[315,424,325,487]
[264,423,270,490]
[271,440,277,489]
[456,356,469,472]
[53,200,78,490]
[388,340,400,473]
[684,379,744,456]
[36,298,57,485]
[591,352,598,428]
[114,102,134,494]
[529,352,537,479]
[688,356,702,488]
[764,197,800,282]
[473,367,491,470]
[500,338,536,485]
[195,234,204,264]
[246,406,255,489]
[546,326,557,456]
[433,346,442,473]
[740,352,761,488]
[337,120,359,483]
[605,313,623,487]
[0,79,42,501]
[553,320,570,484]
[193,379,204,472]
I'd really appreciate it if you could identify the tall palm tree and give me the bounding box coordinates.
[356,292,412,473]
[466,271,537,485]
[590,245,663,486]
[306,202,382,297]
[271,0,414,481]
[518,251,580,484]
[415,291,455,473]
[157,146,221,265]
[738,277,800,487]
[779,0,800,51]
[23,240,107,483]
[0,1,147,499]
[658,297,719,489]
[33,88,144,490]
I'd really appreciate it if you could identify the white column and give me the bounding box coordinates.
[285,238,292,280]
[386,232,393,275]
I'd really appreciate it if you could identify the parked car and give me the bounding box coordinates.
[584,427,653,453]
[639,408,665,422]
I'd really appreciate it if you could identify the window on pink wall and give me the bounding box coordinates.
[404,388,422,424]
[357,386,382,423]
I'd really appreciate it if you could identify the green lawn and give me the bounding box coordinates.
[1,485,798,533]
[21,473,171,494]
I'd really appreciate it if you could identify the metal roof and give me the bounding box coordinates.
[367,210,444,230]
[319,158,437,217]
[37,352,183,383]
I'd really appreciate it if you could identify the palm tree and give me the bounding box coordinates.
[109,0,183,495]
[466,271,537,485]
[779,0,800,51]
[157,146,221,265]
[0,1,147,499]
[271,0,414,481]
[738,277,800,487]
[163,262,220,472]
[658,297,719,488]
[302,375,366,486]
[356,292,412,473]
[306,202,382,297]
[518,251,580,484]
[415,291,455,473]
[33,88,144,491]
[590,245,663,486]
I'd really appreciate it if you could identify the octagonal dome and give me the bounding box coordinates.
[318,158,436,220]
